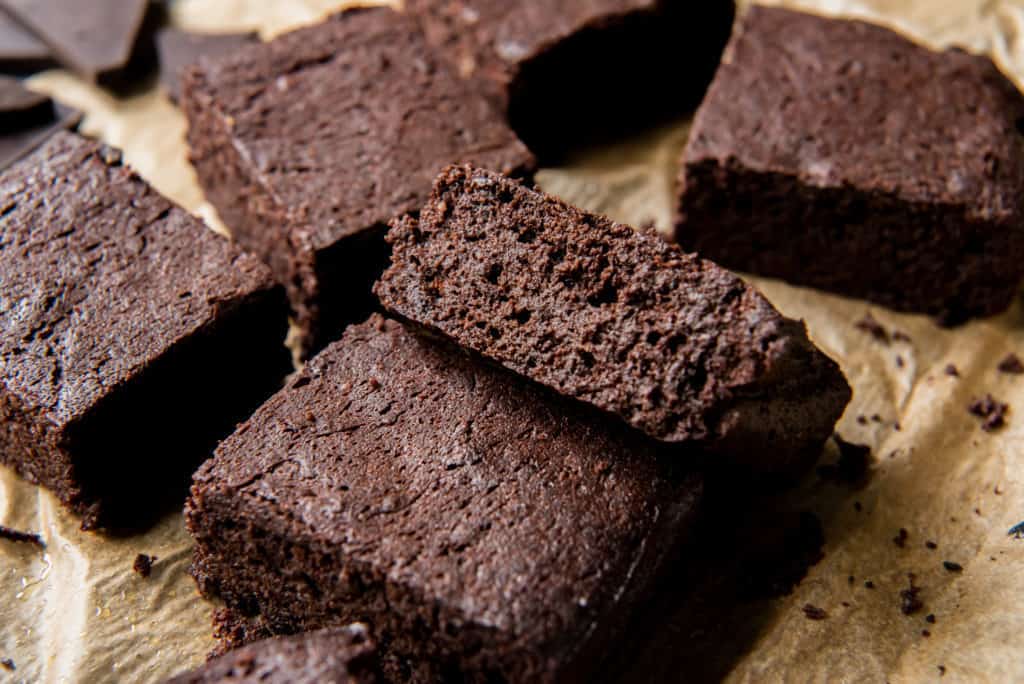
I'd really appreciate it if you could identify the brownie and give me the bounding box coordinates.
[166,625,378,684]
[155,28,258,104]
[0,132,291,530]
[407,0,735,160]
[0,0,150,82]
[182,7,534,356]
[186,315,701,682]
[375,166,851,474]
[676,6,1024,324]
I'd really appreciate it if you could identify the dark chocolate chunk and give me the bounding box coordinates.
[0,524,44,548]
[942,561,963,573]
[0,75,52,128]
[187,316,702,681]
[0,132,291,530]
[133,554,156,578]
[968,394,1009,432]
[676,6,1024,324]
[0,101,79,171]
[0,9,52,72]
[167,625,378,684]
[408,0,735,160]
[183,7,534,356]
[376,165,851,476]
[0,0,149,82]
[997,353,1024,374]
[155,28,257,104]
[802,604,828,620]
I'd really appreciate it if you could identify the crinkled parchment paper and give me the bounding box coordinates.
[3,0,1024,682]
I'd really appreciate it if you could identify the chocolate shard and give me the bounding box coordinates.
[376,165,851,475]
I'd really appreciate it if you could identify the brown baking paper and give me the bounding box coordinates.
[3,0,1024,681]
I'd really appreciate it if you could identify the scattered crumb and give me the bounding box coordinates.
[0,525,44,548]
[893,528,909,548]
[0,659,13,671]
[926,614,936,624]
[848,575,855,585]
[1008,521,1024,539]
[856,415,868,425]
[893,422,901,431]
[995,486,1003,495]
[854,501,863,512]
[942,561,963,573]
[892,331,912,343]
[945,364,960,377]
[864,580,875,589]
[819,435,872,485]
[871,414,883,423]
[925,541,937,550]
[975,508,982,516]
[855,313,890,344]
[938,665,946,676]
[922,629,931,637]
[900,575,924,615]
[802,604,828,620]
[133,554,157,578]
[997,354,1024,375]
[968,395,1009,432]
[895,355,905,369]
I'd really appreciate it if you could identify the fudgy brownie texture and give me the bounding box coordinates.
[0,132,290,530]
[375,166,851,475]
[187,316,701,683]
[676,6,1024,324]
[183,7,534,356]
[407,0,735,161]
[167,625,378,684]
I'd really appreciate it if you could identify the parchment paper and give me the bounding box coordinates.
[2,1,1024,682]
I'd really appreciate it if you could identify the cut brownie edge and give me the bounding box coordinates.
[677,159,1024,324]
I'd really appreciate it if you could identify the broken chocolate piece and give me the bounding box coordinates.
[0,9,52,72]
[0,101,79,171]
[0,75,52,128]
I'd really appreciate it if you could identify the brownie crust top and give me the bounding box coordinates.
[685,5,1024,222]
[0,132,275,427]
[183,7,534,252]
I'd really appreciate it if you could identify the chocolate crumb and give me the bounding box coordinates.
[997,353,1024,375]
[855,313,890,344]
[854,501,863,512]
[893,528,909,548]
[0,525,44,548]
[995,486,1003,495]
[871,414,883,422]
[968,395,1009,432]
[900,575,924,615]
[1008,521,1024,539]
[926,614,936,624]
[922,629,931,637]
[942,561,963,573]
[938,665,946,676]
[802,604,828,620]
[925,541,937,550]
[864,580,875,589]
[848,575,855,585]
[892,331,912,343]
[133,554,157,578]
[0,658,14,671]
[841,601,850,607]
[945,364,960,377]
[895,355,905,369]
[975,508,982,516]
[856,415,868,425]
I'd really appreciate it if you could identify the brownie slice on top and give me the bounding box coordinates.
[166,625,378,684]
[676,6,1024,324]
[0,132,290,530]
[187,315,701,682]
[375,166,851,475]
[408,0,735,160]
[183,7,534,356]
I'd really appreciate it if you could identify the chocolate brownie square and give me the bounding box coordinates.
[375,166,851,476]
[187,315,701,682]
[166,625,378,684]
[183,7,534,356]
[676,6,1024,324]
[407,0,736,160]
[0,132,290,530]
